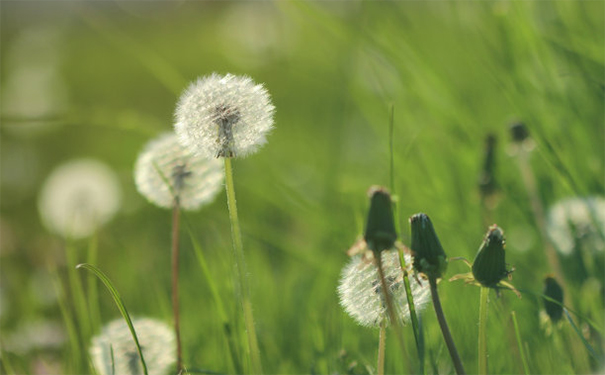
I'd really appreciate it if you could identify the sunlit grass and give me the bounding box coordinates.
[1,1,603,374]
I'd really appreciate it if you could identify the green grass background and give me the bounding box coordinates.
[1,1,603,374]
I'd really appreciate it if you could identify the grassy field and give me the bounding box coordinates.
[1,1,604,374]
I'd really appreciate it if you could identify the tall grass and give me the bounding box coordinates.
[0,1,603,374]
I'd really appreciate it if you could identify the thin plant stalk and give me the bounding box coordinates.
[429,277,466,375]
[224,158,263,374]
[378,320,386,375]
[172,198,183,373]
[388,105,423,370]
[66,241,91,341]
[511,311,530,375]
[87,231,101,333]
[398,247,424,374]
[478,287,489,375]
[186,221,243,374]
[375,251,407,366]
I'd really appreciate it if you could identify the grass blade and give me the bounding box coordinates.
[76,263,149,375]
[511,311,530,375]
[563,308,603,365]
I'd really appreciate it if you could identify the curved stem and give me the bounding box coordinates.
[378,320,386,375]
[478,287,489,375]
[376,251,407,366]
[398,248,423,373]
[429,277,466,375]
[224,158,263,374]
[172,200,182,373]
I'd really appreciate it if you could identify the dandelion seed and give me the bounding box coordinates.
[89,317,175,375]
[338,250,431,328]
[546,196,605,256]
[134,132,224,210]
[174,73,275,158]
[38,159,121,239]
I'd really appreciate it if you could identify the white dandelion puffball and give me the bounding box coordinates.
[547,196,605,256]
[38,159,121,239]
[338,250,431,328]
[90,317,175,375]
[134,132,224,210]
[174,73,275,158]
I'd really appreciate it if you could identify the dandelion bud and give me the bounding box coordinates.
[134,133,223,210]
[542,276,564,323]
[174,73,275,159]
[410,213,448,279]
[472,225,510,288]
[338,250,431,328]
[38,159,121,239]
[89,317,175,375]
[509,121,530,143]
[364,186,397,253]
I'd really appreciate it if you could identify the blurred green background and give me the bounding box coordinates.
[1,1,603,374]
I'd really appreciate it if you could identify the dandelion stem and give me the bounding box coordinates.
[429,277,466,375]
[378,320,386,375]
[478,286,489,375]
[224,158,263,374]
[375,251,407,367]
[171,199,183,373]
[511,311,530,375]
[87,231,101,333]
[398,248,424,373]
[66,240,91,342]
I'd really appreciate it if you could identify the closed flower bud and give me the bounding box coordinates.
[410,213,448,279]
[472,225,510,288]
[542,276,564,323]
[510,121,530,143]
[364,186,397,253]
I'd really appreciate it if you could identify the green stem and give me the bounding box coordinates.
[398,248,423,374]
[429,277,466,375]
[478,287,489,375]
[511,311,530,375]
[186,221,243,374]
[66,241,91,341]
[224,158,263,374]
[376,251,407,367]
[378,320,386,375]
[172,200,183,373]
[87,232,101,333]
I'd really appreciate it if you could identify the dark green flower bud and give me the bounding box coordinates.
[364,186,397,253]
[472,225,510,288]
[410,213,448,279]
[542,276,564,323]
[510,121,529,143]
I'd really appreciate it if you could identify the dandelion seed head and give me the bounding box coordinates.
[38,159,121,239]
[174,73,275,158]
[546,196,605,256]
[338,250,431,328]
[134,133,223,210]
[89,317,175,375]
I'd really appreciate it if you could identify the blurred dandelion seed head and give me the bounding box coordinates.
[546,196,605,256]
[174,73,275,158]
[134,133,223,210]
[89,317,175,375]
[338,250,431,328]
[38,159,121,239]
